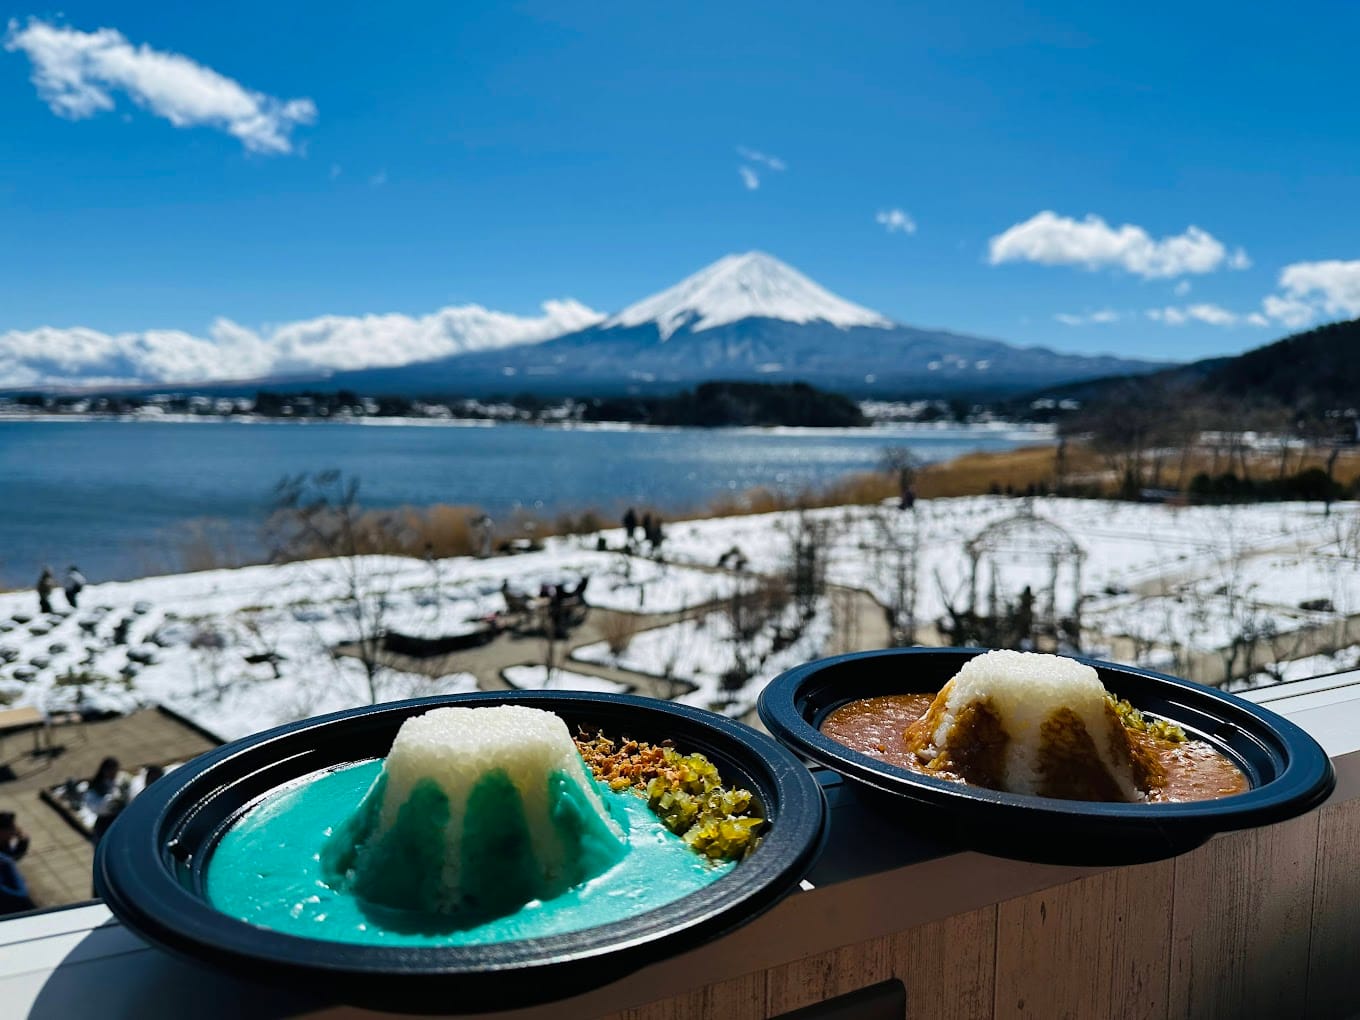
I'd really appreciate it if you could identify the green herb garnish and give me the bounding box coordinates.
[1107,693,1186,743]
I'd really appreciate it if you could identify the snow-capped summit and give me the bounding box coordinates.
[604,252,893,340]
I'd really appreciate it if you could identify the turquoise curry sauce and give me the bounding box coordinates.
[206,760,733,946]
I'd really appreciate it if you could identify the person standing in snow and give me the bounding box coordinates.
[622,507,638,546]
[64,565,86,609]
[36,568,56,615]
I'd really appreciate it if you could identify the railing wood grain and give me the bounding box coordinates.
[604,755,1359,1020]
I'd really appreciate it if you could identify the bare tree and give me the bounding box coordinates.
[865,505,919,646]
[187,622,233,700]
[599,611,641,663]
[936,568,998,648]
[1253,617,1320,686]
[1104,597,1161,667]
[264,471,407,705]
[1206,508,1273,685]
[717,571,791,707]
[1148,576,1204,682]
[1064,384,1142,497]
[1170,401,1209,491]
[781,510,832,623]
[239,610,285,679]
[656,603,692,702]
[1298,415,1352,516]
[881,447,922,507]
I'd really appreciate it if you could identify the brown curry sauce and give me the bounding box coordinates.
[820,693,1248,803]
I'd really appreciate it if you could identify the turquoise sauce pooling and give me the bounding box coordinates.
[206,760,734,946]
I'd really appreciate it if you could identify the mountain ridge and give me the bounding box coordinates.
[317,251,1171,397]
[321,315,1167,398]
[2,251,1168,395]
[1014,316,1360,416]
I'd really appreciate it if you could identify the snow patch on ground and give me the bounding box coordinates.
[502,665,631,694]
[0,544,728,740]
[574,601,833,718]
[3,496,1357,738]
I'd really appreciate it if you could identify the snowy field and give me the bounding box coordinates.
[653,497,1347,623]
[0,547,737,740]
[648,496,1360,687]
[2,495,1357,741]
[574,600,833,718]
[1236,646,1360,691]
[658,492,1349,636]
[502,665,631,694]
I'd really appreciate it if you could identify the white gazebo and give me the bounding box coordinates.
[964,503,1085,643]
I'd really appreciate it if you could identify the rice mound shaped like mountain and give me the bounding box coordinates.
[321,705,627,922]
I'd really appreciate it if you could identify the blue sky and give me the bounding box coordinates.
[4,1,1359,362]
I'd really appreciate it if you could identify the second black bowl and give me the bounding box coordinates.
[758,648,1334,864]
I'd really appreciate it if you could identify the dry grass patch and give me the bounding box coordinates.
[598,611,643,659]
[399,504,481,558]
[702,486,793,518]
[915,444,1094,497]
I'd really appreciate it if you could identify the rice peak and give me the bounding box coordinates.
[328,705,627,919]
[379,704,610,833]
[917,650,1143,801]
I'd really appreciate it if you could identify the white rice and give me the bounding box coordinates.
[376,705,623,907]
[933,650,1139,799]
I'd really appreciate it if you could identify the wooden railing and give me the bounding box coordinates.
[3,671,1358,1019]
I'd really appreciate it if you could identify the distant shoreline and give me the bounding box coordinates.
[0,412,1055,440]
[0,418,1056,588]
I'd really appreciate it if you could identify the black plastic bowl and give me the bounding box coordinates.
[758,648,1334,865]
[95,691,827,1014]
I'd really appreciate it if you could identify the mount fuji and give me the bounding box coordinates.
[324,252,1164,397]
[602,251,892,338]
[3,252,1165,395]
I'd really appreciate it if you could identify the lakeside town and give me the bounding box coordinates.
[0,386,1023,429]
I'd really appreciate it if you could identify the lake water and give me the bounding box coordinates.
[0,419,1048,585]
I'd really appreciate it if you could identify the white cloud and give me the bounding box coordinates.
[1174,280,1191,297]
[1278,261,1360,315]
[1054,309,1120,326]
[1246,312,1269,327]
[369,169,388,187]
[1262,294,1316,329]
[987,211,1246,279]
[0,300,605,389]
[1145,303,1260,327]
[1227,248,1252,270]
[737,147,786,172]
[1258,259,1360,330]
[328,163,342,181]
[1184,303,1237,326]
[738,165,760,190]
[5,18,315,154]
[875,209,917,235]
